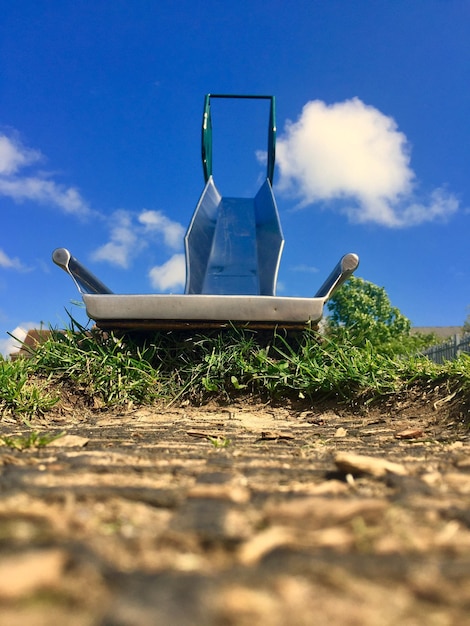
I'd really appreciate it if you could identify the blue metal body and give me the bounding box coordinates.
[185,95,283,296]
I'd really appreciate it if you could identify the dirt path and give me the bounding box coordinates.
[1,397,469,625]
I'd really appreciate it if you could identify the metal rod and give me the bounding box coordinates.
[314,253,360,300]
[52,248,113,295]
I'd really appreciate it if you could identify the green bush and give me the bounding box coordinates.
[326,276,436,355]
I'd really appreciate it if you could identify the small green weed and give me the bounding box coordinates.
[0,430,65,451]
[208,436,231,448]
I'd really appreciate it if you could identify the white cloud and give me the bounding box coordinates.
[0,133,90,217]
[0,248,26,271]
[0,322,38,358]
[0,134,41,175]
[138,210,185,249]
[148,253,186,291]
[91,210,141,268]
[276,98,459,227]
[92,209,185,275]
[391,186,460,226]
[291,264,319,274]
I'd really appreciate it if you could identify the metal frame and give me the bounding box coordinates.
[202,94,276,185]
[52,93,360,330]
[53,248,359,329]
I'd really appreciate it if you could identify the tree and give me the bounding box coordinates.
[326,276,423,354]
[463,307,470,334]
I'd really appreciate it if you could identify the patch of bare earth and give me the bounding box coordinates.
[0,392,469,625]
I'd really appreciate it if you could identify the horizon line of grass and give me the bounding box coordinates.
[1,320,470,423]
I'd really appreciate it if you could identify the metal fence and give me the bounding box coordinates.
[420,333,470,364]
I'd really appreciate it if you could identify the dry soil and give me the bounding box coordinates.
[0,391,469,625]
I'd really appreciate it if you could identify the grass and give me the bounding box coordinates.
[0,356,58,422]
[1,318,470,424]
[31,320,163,407]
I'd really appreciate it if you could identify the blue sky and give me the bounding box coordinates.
[1,1,469,355]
